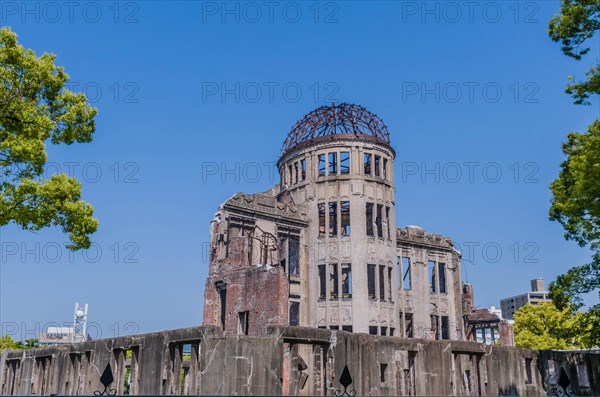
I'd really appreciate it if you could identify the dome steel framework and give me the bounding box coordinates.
[281,103,391,154]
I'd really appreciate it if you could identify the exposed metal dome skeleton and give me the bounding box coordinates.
[281,103,391,154]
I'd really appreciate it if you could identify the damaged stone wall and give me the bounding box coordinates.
[203,192,309,336]
[1,325,598,396]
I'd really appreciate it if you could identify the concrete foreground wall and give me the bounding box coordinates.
[1,326,598,396]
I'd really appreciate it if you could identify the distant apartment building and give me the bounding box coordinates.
[500,278,551,320]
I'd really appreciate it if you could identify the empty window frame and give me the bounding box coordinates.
[431,315,440,340]
[390,328,395,336]
[405,313,414,337]
[366,203,374,236]
[367,264,376,299]
[342,325,353,332]
[381,327,387,336]
[294,162,299,184]
[402,257,412,290]
[318,265,326,299]
[217,282,227,330]
[387,267,393,301]
[300,159,306,181]
[383,158,388,179]
[329,202,338,237]
[330,263,339,299]
[364,153,372,175]
[380,363,387,382]
[375,155,381,177]
[438,262,447,293]
[369,326,378,335]
[441,316,449,340]
[428,260,436,293]
[340,152,350,174]
[379,265,386,300]
[329,152,338,175]
[340,201,350,236]
[385,206,391,239]
[238,311,249,335]
[318,154,326,176]
[289,302,300,326]
[524,358,533,384]
[341,263,352,298]
[289,237,299,276]
[376,204,383,238]
[288,165,293,184]
[318,203,326,237]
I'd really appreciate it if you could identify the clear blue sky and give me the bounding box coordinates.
[1,1,598,340]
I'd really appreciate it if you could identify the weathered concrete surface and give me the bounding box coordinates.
[1,325,598,396]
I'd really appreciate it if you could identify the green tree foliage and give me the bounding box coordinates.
[548,119,600,347]
[0,335,18,351]
[548,0,600,105]
[0,27,98,250]
[513,302,589,350]
[15,339,40,349]
[548,0,600,347]
[0,336,42,351]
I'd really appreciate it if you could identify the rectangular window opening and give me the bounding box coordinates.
[402,257,412,290]
[369,326,378,335]
[405,313,413,338]
[379,265,385,301]
[289,302,299,326]
[385,206,391,239]
[375,155,381,177]
[381,326,387,336]
[330,263,339,299]
[367,264,376,299]
[238,311,249,335]
[364,153,372,175]
[376,204,383,238]
[318,154,326,176]
[441,316,449,340]
[300,159,306,181]
[289,237,299,276]
[439,262,447,293]
[340,152,350,174]
[431,315,440,340]
[341,263,352,298]
[329,152,338,175]
[428,260,436,293]
[387,267,392,301]
[341,201,350,236]
[366,203,374,236]
[318,265,326,299]
[329,202,338,237]
[318,203,326,237]
[383,158,388,179]
[380,363,388,382]
[342,325,353,332]
[525,358,533,384]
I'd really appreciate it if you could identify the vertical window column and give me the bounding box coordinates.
[318,265,326,299]
[318,203,326,237]
[341,263,352,298]
[329,263,339,299]
[366,203,374,236]
[329,202,338,237]
[341,201,350,236]
[379,265,386,301]
[367,264,376,299]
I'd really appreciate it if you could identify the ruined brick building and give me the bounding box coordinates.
[2,104,599,396]
[203,103,465,339]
